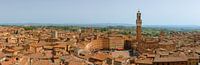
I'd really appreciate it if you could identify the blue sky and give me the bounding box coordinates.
[0,0,200,25]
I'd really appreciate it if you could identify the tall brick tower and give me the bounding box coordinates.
[136,10,142,42]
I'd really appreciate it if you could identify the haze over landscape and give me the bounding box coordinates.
[0,0,200,26]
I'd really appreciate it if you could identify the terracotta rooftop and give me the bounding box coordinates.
[0,52,5,58]
[90,53,109,61]
[68,60,86,65]
[1,57,17,65]
[154,52,188,62]
[32,60,54,65]
[135,58,153,64]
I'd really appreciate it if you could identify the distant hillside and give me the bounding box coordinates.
[0,22,200,30]
[0,22,133,27]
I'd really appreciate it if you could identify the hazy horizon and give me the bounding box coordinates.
[0,22,200,27]
[0,0,200,25]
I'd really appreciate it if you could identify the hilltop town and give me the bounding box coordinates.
[0,11,199,65]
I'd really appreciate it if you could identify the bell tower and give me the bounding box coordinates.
[136,10,142,42]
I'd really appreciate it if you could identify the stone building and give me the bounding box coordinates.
[51,31,58,39]
[153,52,188,65]
[109,36,125,50]
[158,41,176,51]
[137,38,160,53]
